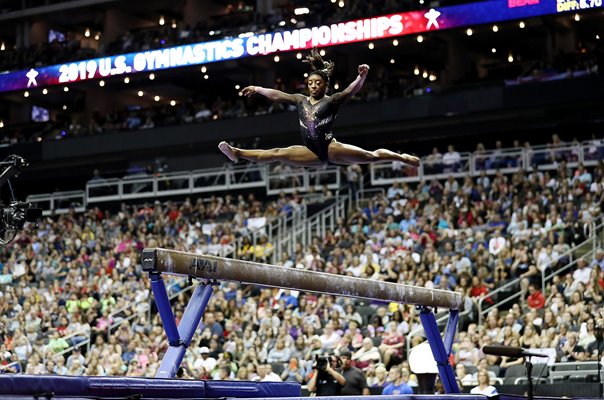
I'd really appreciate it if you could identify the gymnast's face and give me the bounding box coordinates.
[308,73,327,99]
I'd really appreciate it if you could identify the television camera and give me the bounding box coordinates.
[0,155,42,244]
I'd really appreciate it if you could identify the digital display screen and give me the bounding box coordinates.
[0,0,600,93]
[31,105,50,122]
[48,29,65,43]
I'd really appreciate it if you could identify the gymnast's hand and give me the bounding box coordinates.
[241,86,256,97]
[358,64,370,78]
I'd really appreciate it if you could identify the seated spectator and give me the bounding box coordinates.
[280,357,305,383]
[366,364,388,388]
[560,332,586,362]
[526,283,545,310]
[424,147,443,174]
[267,339,290,364]
[455,364,474,386]
[455,337,479,366]
[352,338,381,369]
[442,145,461,173]
[379,321,404,368]
[470,369,497,396]
[382,366,413,395]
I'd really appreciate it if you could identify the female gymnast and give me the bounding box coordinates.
[218,49,420,168]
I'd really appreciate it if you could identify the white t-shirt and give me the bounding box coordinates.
[193,356,217,372]
[572,266,592,285]
[470,385,498,396]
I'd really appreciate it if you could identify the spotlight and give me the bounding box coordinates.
[417,35,423,43]
[154,96,160,102]
[368,42,375,49]
[319,49,326,56]
[466,28,473,36]
[171,20,177,29]
[338,0,344,7]
[62,105,67,110]
[204,74,209,79]
[85,28,91,37]
[304,73,308,77]
[63,86,69,92]
[42,88,48,95]
[508,54,514,63]
[294,7,310,15]
[390,59,395,64]
[492,25,499,32]
[422,71,428,79]
[334,83,340,90]
[159,16,165,26]
[491,48,497,53]
[170,100,176,106]
[429,74,436,81]
[414,66,420,75]
[519,21,525,29]
[149,73,155,80]
[574,14,580,21]
[235,85,240,90]
[138,91,144,97]
[24,91,29,98]
[0,42,4,51]
[296,52,302,59]
[99,80,105,87]
[597,35,600,40]
[201,66,207,73]
[124,77,130,84]
[393,39,399,46]
[0,121,3,128]
[274,55,280,62]
[94,33,100,41]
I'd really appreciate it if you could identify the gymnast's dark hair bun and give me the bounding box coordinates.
[303,48,334,79]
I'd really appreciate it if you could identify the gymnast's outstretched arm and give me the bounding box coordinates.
[240,85,300,103]
[330,64,369,103]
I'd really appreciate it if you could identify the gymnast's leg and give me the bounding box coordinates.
[327,139,420,167]
[219,141,323,167]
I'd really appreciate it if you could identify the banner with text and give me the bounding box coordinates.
[0,0,601,92]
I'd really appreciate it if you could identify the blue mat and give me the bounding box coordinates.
[0,374,300,398]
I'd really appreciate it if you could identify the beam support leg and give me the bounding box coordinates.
[417,306,460,394]
[151,277,214,378]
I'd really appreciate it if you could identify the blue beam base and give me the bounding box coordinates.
[156,284,214,378]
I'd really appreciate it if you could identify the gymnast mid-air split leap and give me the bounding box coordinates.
[219,49,420,169]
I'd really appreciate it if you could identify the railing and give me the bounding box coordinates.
[28,164,343,214]
[85,165,267,204]
[27,140,603,214]
[266,165,341,196]
[478,217,603,323]
[370,140,604,185]
[0,361,20,373]
[27,191,86,216]
[234,205,307,265]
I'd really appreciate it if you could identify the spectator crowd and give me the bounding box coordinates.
[0,140,603,395]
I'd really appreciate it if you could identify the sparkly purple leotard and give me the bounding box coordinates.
[295,96,341,162]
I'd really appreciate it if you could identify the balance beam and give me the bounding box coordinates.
[142,248,461,310]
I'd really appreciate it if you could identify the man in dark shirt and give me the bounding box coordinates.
[307,355,346,396]
[339,350,370,396]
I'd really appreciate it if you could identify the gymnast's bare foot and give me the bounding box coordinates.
[403,154,420,168]
[218,141,239,162]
